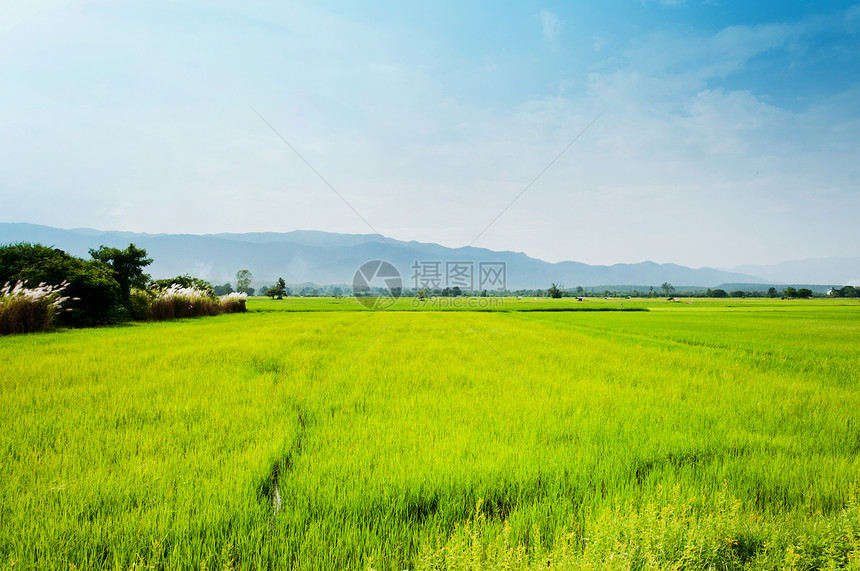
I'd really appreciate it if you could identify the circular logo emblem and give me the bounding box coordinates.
[353,260,402,310]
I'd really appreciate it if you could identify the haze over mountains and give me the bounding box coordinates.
[1,223,857,290]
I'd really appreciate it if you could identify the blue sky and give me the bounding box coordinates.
[1,1,858,267]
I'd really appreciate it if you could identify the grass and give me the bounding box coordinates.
[0,280,69,335]
[0,298,858,569]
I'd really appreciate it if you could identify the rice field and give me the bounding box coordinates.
[1,297,858,569]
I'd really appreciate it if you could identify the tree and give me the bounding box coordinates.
[784,287,797,298]
[212,283,234,296]
[89,244,152,304]
[767,287,778,298]
[711,289,728,298]
[547,283,563,299]
[661,282,675,296]
[0,242,120,327]
[451,286,462,297]
[264,277,287,300]
[796,288,813,299]
[830,285,858,298]
[150,274,214,295]
[236,269,253,294]
[730,290,746,298]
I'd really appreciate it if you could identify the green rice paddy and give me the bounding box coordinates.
[1,297,858,569]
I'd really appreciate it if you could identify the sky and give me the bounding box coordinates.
[1,1,859,268]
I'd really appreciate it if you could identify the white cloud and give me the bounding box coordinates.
[539,10,562,42]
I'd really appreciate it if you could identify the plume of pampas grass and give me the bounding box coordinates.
[0,280,72,335]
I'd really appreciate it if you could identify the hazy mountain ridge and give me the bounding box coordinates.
[2,222,833,289]
[731,257,860,287]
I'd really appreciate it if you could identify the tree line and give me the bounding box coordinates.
[0,242,250,331]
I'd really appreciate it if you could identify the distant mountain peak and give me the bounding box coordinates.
[1,222,811,288]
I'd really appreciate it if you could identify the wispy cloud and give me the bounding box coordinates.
[0,2,857,268]
[539,10,562,42]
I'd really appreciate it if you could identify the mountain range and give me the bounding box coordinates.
[1,223,857,290]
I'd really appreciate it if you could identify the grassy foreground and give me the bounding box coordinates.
[1,298,858,569]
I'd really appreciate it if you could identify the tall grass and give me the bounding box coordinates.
[147,285,246,320]
[219,291,248,314]
[0,280,70,335]
[403,486,860,570]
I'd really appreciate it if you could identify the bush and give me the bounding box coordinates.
[0,243,120,327]
[127,289,153,321]
[0,280,71,335]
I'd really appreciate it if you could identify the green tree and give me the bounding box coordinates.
[784,287,797,298]
[796,288,813,299]
[150,274,214,295]
[236,269,253,294]
[711,289,728,298]
[661,282,675,296]
[547,283,563,299]
[212,283,234,296]
[830,285,858,298]
[0,242,120,327]
[89,244,152,305]
[767,287,778,298]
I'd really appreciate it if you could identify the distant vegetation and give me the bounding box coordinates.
[2,241,856,336]
[0,243,245,335]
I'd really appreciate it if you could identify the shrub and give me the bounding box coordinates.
[0,280,71,335]
[127,288,153,321]
[0,243,120,327]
